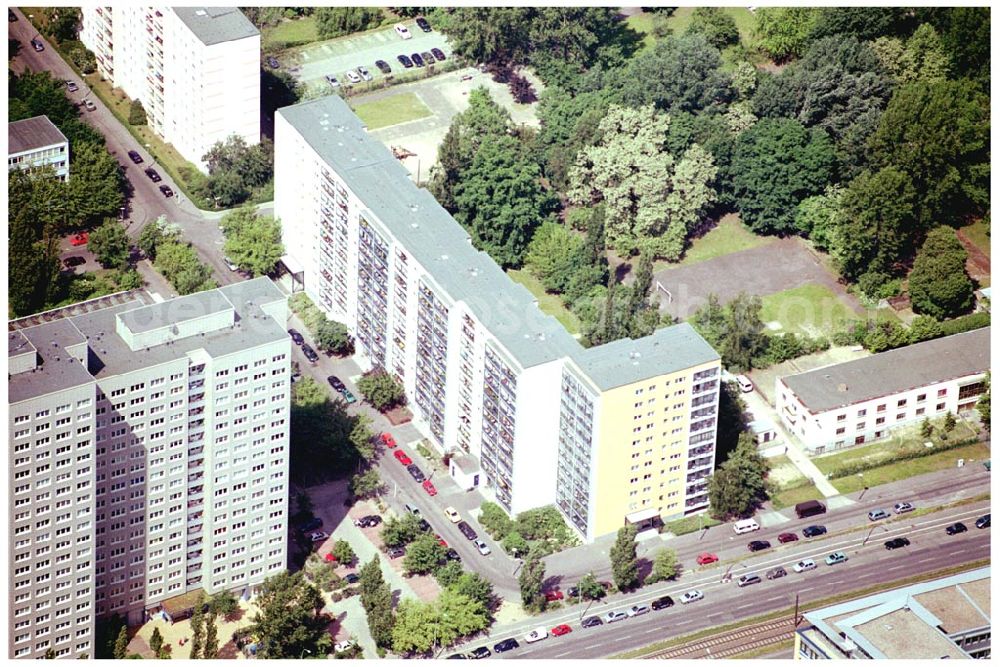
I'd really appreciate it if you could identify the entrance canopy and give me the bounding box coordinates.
[625,508,659,524]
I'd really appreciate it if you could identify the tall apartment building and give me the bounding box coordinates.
[80,6,260,171]
[275,96,722,541]
[8,115,70,181]
[8,278,291,658]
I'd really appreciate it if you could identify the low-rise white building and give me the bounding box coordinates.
[776,328,990,454]
[8,115,69,181]
[80,6,260,172]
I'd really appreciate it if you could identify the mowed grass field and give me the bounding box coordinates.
[262,16,318,48]
[760,283,861,337]
[350,92,433,130]
[677,214,772,266]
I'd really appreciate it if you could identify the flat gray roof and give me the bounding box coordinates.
[172,7,258,46]
[9,318,94,404]
[278,95,719,381]
[117,288,234,335]
[8,115,68,154]
[782,327,991,413]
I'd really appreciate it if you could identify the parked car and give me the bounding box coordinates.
[63,256,86,269]
[431,47,446,61]
[387,546,405,559]
[404,503,420,515]
[266,56,280,69]
[680,590,704,604]
[603,610,627,623]
[158,185,174,197]
[524,628,547,644]
[345,69,362,84]
[543,590,564,602]
[31,39,44,52]
[777,532,799,544]
[893,502,915,514]
[474,539,491,555]
[422,479,437,496]
[551,624,572,636]
[380,432,396,448]
[69,232,89,247]
[411,52,425,67]
[421,50,435,64]
[357,65,372,81]
[802,525,827,538]
[394,450,412,465]
[737,573,762,588]
[301,344,319,362]
[397,54,413,68]
[493,638,518,653]
[946,522,968,535]
[299,517,323,532]
[696,552,718,565]
[288,329,304,345]
[66,80,79,92]
[342,572,360,584]
[341,389,357,404]
[127,150,144,164]
[581,616,603,628]
[651,596,674,610]
[84,99,97,112]
[417,518,431,532]
[394,23,412,39]
[868,509,890,521]
[407,464,425,482]
[468,647,491,659]
[308,531,328,542]
[747,540,771,552]
[976,514,991,529]
[445,548,461,562]
[444,507,461,523]
[375,59,392,74]
[327,375,346,391]
[224,256,239,271]
[793,559,817,573]
[354,515,381,528]
[415,16,431,32]
[766,566,788,580]
[884,537,910,550]
[825,551,849,566]
[735,374,753,392]
[325,74,340,88]
[627,604,650,617]
[457,521,478,541]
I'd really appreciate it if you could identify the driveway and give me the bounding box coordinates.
[652,237,864,320]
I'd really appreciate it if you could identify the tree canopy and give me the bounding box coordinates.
[908,227,974,320]
[220,207,284,277]
[88,218,130,270]
[248,571,331,659]
[609,524,639,591]
[708,432,770,519]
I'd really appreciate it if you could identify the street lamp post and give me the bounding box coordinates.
[299,648,311,659]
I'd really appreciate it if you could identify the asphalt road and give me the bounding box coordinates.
[453,501,992,659]
[9,7,240,288]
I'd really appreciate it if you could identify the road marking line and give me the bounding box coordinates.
[800,587,814,593]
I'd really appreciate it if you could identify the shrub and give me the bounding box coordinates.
[478,502,514,540]
[356,368,406,412]
[128,100,147,126]
[939,311,991,337]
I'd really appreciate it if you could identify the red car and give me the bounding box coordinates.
[380,433,397,448]
[394,450,412,465]
[551,624,572,636]
[69,232,89,246]
[324,552,337,563]
[777,532,799,544]
[544,590,564,602]
[422,480,437,496]
[696,552,718,565]
[435,534,448,548]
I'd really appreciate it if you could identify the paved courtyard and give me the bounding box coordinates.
[652,236,865,321]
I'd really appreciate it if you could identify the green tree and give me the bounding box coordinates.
[153,239,216,295]
[916,6,989,88]
[207,591,239,619]
[943,411,957,434]
[8,170,63,316]
[478,502,514,539]
[453,133,554,268]
[200,136,273,208]
[404,534,447,575]
[189,594,205,659]
[909,315,943,343]
[872,24,950,85]
[220,207,284,277]
[535,85,613,191]
[731,118,835,235]
[565,207,611,302]
[868,79,989,228]
[686,7,739,49]
[518,554,546,611]
[647,548,680,584]
[753,7,819,60]
[68,141,126,224]
[908,227,974,320]
[89,218,130,269]
[381,513,423,548]
[863,319,911,353]
[450,573,495,614]
[356,368,406,411]
[708,432,770,519]
[43,7,81,42]
[350,467,384,499]
[331,540,356,566]
[700,292,767,372]
[202,612,219,660]
[113,626,129,659]
[577,572,606,600]
[315,7,384,39]
[149,627,163,657]
[808,7,912,42]
[794,186,843,251]
[501,531,529,557]
[391,589,489,655]
[138,217,169,260]
[360,560,395,649]
[434,561,465,589]
[128,100,147,126]
[977,372,990,433]
[314,319,354,356]
[248,571,332,659]
[609,524,639,591]
[524,221,583,293]
[920,417,934,439]
[569,104,717,259]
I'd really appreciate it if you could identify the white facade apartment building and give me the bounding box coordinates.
[80,6,260,171]
[776,328,990,454]
[8,115,70,181]
[275,96,722,541]
[8,279,291,658]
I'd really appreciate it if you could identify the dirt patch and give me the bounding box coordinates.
[385,406,413,426]
[957,228,991,284]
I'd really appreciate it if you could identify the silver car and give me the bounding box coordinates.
[474,539,491,556]
[325,74,340,88]
[345,69,362,84]
[680,590,704,604]
[357,65,373,81]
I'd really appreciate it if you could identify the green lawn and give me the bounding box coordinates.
[664,514,722,536]
[760,283,860,337]
[960,219,991,258]
[828,442,988,495]
[770,482,823,510]
[676,215,771,267]
[350,92,433,130]
[262,16,318,49]
[627,7,756,51]
[507,269,582,336]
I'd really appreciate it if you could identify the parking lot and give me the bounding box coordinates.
[285,19,453,94]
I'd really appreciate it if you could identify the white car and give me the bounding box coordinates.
[735,374,753,392]
[893,502,915,514]
[474,539,491,556]
[308,531,328,542]
[334,641,355,653]
[325,74,340,88]
[524,627,547,644]
[627,604,650,617]
[224,256,239,271]
[603,610,628,623]
[680,590,704,604]
[345,69,362,84]
[444,507,461,523]
[357,65,373,81]
[394,23,412,39]
[793,559,817,573]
